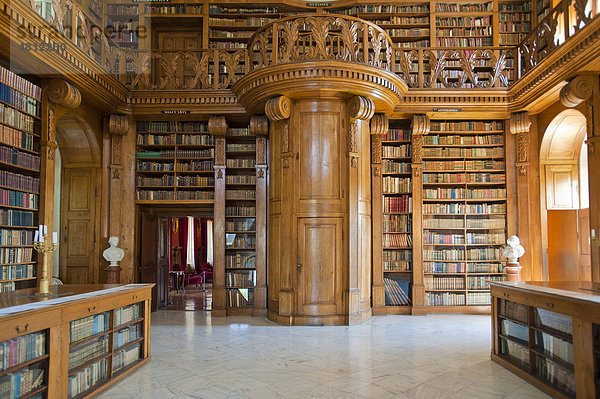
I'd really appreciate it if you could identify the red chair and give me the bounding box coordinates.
[183,264,204,289]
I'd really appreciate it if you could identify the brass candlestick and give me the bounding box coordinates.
[33,235,58,295]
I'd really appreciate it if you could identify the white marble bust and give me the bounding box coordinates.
[103,236,125,266]
[503,235,525,263]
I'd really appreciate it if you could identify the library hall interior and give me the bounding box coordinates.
[1,0,600,397]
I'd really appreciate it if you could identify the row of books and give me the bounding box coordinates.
[226,175,256,184]
[424,188,506,199]
[227,143,255,152]
[386,28,430,37]
[534,308,573,336]
[501,318,529,342]
[0,229,33,246]
[499,21,532,31]
[0,367,44,398]
[500,299,528,322]
[68,335,109,371]
[383,233,412,248]
[0,170,39,193]
[209,5,279,14]
[176,191,214,201]
[424,134,503,145]
[228,128,251,136]
[225,220,255,231]
[177,149,215,158]
[436,16,492,27]
[500,2,532,12]
[115,303,142,327]
[136,175,174,187]
[467,291,491,305]
[0,331,46,371]
[383,195,413,213]
[467,275,505,289]
[466,232,506,244]
[137,134,214,146]
[382,160,411,174]
[135,161,174,172]
[423,160,505,171]
[536,356,575,394]
[226,159,255,168]
[467,247,503,260]
[144,4,202,14]
[425,262,502,273]
[226,190,255,200]
[113,343,141,373]
[226,206,255,217]
[424,233,465,244]
[70,312,110,344]
[67,358,108,399]
[384,261,412,272]
[107,5,139,15]
[114,322,142,350]
[226,253,256,268]
[423,172,506,183]
[397,40,431,48]
[0,189,39,210]
[0,262,34,282]
[435,2,493,12]
[423,248,482,260]
[226,288,254,307]
[110,32,139,43]
[426,291,465,306]
[437,27,493,37]
[424,276,465,290]
[384,277,411,305]
[422,147,504,158]
[499,34,527,45]
[384,128,410,141]
[0,125,36,152]
[0,145,40,171]
[210,42,247,49]
[226,235,255,250]
[500,337,530,367]
[341,5,429,13]
[383,177,411,193]
[374,16,430,25]
[382,145,410,158]
[209,17,277,27]
[423,202,506,214]
[226,270,256,287]
[0,281,14,291]
[383,249,413,262]
[437,36,494,46]
[177,160,214,171]
[423,219,463,229]
[0,209,35,226]
[137,150,174,158]
[177,176,214,187]
[383,214,411,233]
[536,331,574,364]
[0,247,33,264]
[136,190,173,201]
[137,121,208,133]
[431,121,504,132]
[0,66,42,101]
[0,83,40,118]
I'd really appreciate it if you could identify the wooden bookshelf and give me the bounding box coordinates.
[135,121,215,204]
[225,126,256,312]
[422,120,507,308]
[0,65,41,293]
[498,0,533,45]
[381,123,413,310]
[0,329,48,398]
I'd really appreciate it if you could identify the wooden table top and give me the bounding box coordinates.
[491,281,600,304]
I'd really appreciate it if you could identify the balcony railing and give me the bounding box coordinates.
[9,0,600,92]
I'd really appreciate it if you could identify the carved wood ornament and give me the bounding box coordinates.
[560,75,593,108]
[265,96,292,121]
[509,112,532,176]
[411,115,431,173]
[370,114,388,166]
[47,108,57,160]
[347,96,374,168]
[45,79,81,109]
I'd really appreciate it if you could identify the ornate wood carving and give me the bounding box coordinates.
[208,116,228,137]
[45,79,81,109]
[510,112,532,175]
[265,96,292,121]
[371,133,382,165]
[348,96,375,121]
[281,121,292,168]
[250,116,269,137]
[111,136,122,166]
[215,139,226,166]
[560,75,594,108]
[411,114,430,165]
[256,138,267,165]
[47,108,57,160]
[348,122,359,156]
[108,114,128,136]
[370,114,388,165]
[50,0,73,34]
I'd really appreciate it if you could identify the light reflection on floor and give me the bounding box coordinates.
[164,284,212,311]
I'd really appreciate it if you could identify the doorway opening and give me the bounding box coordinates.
[540,109,591,282]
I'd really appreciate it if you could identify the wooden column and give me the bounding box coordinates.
[411,114,429,314]
[370,114,388,315]
[559,75,599,281]
[250,116,268,316]
[39,79,81,289]
[510,112,532,281]
[209,116,228,316]
[265,96,293,324]
[347,96,375,324]
[104,113,129,283]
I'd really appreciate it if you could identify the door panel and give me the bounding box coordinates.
[548,210,579,281]
[157,218,169,308]
[297,218,343,316]
[578,208,591,281]
[60,168,98,284]
[140,213,159,311]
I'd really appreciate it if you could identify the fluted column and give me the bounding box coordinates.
[209,116,228,316]
[370,114,387,315]
[411,114,429,313]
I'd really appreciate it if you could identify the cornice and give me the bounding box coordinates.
[129,91,246,115]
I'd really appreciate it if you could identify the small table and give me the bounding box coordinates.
[169,270,185,293]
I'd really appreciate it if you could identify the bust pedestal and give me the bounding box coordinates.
[505,262,523,282]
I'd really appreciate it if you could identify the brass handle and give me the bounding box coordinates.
[88,306,97,313]
[133,295,138,300]
[16,323,29,333]
[297,264,302,273]
[546,302,554,309]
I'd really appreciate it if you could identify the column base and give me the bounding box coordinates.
[104,266,122,284]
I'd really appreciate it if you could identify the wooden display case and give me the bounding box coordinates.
[491,281,600,399]
[0,284,153,399]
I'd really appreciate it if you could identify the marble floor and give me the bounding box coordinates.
[99,312,550,399]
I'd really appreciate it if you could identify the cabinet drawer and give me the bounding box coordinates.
[0,308,61,342]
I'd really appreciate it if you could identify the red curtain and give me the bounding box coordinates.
[179,217,188,270]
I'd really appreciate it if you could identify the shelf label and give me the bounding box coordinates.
[161,110,190,114]
[306,2,332,7]
[433,108,463,112]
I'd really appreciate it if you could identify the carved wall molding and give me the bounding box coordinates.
[208,116,228,137]
[411,114,430,165]
[111,136,122,166]
[509,112,532,136]
[509,111,531,175]
[250,116,269,137]
[45,79,81,109]
[370,114,389,136]
[46,108,57,160]
[281,121,292,168]
[371,132,382,165]
[348,96,375,121]
[256,138,267,165]
[265,96,292,121]
[215,139,226,166]
[108,114,129,136]
[560,75,594,108]
[348,122,359,156]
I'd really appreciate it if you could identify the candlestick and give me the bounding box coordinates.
[33,233,58,296]
[52,232,58,244]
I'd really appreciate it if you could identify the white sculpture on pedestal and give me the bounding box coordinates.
[103,236,125,267]
[503,235,525,263]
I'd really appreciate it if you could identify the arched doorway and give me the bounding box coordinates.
[540,109,591,281]
[54,112,102,284]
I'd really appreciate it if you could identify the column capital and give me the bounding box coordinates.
[208,116,228,137]
[370,114,389,136]
[44,79,81,109]
[411,114,430,164]
[348,96,375,121]
[411,114,430,137]
[560,75,594,108]
[250,115,269,137]
[265,96,292,121]
[108,114,129,136]
[509,111,531,135]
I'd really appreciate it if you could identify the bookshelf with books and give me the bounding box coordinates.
[0,330,48,398]
[135,120,215,204]
[498,0,532,45]
[491,282,600,398]
[422,120,507,310]
[0,65,41,292]
[225,126,256,313]
[106,3,143,48]
[434,2,494,47]
[380,123,413,312]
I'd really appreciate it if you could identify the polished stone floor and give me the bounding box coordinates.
[99,312,550,399]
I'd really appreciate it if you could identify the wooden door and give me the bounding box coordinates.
[140,213,159,311]
[60,167,99,284]
[296,218,344,317]
[157,217,170,308]
[548,210,579,281]
[578,208,592,281]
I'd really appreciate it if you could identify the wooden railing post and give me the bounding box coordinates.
[418,49,424,88]
[363,24,369,64]
[272,22,278,66]
[213,49,219,90]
